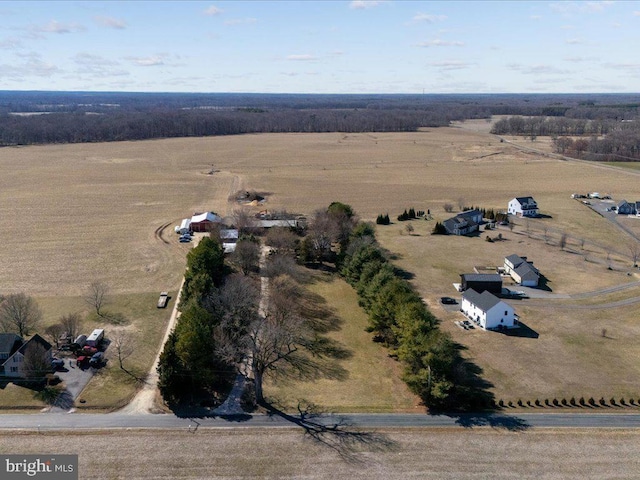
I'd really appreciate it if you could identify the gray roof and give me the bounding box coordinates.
[461,273,502,283]
[0,333,22,355]
[505,253,525,266]
[462,289,503,311]
[515,262,539,280]
[17,334,51,356]
[458,209,481,220]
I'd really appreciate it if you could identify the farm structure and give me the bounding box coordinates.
[220,228,239,253]
[508,197,539,217]
[190,212,222,233]
[176,218,191,235]
[461,289,516,330]
[443,209,483,236]
[459,273,502,295]
[0,333,52,378]
[504,254,540,287]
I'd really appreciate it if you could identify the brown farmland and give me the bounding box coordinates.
[2,127,640,406]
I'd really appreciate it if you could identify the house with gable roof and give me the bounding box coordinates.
[1,334,52,378]
[508,197,539,217]
[504,254,540,287]
[442,209,483,236]
[461,289,516,330]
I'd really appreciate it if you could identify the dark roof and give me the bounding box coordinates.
[462,289,503,311]
[515,262,539,279]
[0,333,22,355]
[458,209,481,219]
[514,196,536,205]
[17,334,52,356]
[461,273,502,283]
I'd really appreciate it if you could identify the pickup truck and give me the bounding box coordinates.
[157,292,169,308]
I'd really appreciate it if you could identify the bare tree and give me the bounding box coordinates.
[60,313,82,340]
[265,227,298,255]
[508,220,516,232]
[457,197,466,211]
[0,293,42,337]
[230,238,261,275]
[231,208,256,235]
[543,227,550,244]
[111,329,135,372]
[44,323,65,349]
[86,281,109,317]
[405,223,414,235]
[22,343,51,381]
[559,233,567,251]
[629,242,640,267]
[443,203,454,213]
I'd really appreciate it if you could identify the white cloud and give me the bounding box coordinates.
[73,53,118,66]
[416,39,464,47]
[429,60,472,70]
[224,17,257,26]
[412,13,447,23]
[349,1,387,10]
[204,5,223,16]
[550,1,614,15]
[521,64,571,75]
[94,16,127,29]
[126,55,166,67]
[565,37,583,44]
[34,20,86,34]
[0,53,59,79]
[286,54,317,61]
[0,37,22,49]
[563,55,598,62]
[634,11,640,16]
[530,15,542,20]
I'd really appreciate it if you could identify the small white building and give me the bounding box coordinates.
[220,228,239,254]
[461,289,516,330]
[86,329,104,348]
[177,218,191,235]
[504,254,540,287]
[508,197,539,217]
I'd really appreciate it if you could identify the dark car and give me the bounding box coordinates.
[440,296,457,305]
[179,235,191,243]
[89,352,104,368]
[51,358,65,370]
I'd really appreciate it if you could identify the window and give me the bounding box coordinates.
[505,310,508,315]
[10,366,18,373]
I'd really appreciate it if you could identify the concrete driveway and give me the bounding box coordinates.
[52,357,96,410]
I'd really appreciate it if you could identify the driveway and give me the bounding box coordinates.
[52,358,95,410]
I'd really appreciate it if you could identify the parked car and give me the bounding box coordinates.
[179,235,191,243]
[89,352,104,368]
[157,291,169,308]
[76,356,90,367]
[440,296,457,305]
[51,358,65,370]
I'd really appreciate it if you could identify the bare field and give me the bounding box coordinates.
[3,128,640,297]
[3,128,640,408]
[0,428,638,479]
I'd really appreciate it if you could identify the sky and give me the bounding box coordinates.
[0,0,639,94]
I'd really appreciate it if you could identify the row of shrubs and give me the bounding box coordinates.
[498,397,640,408]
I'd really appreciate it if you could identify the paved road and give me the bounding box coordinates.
[2,412,640,431]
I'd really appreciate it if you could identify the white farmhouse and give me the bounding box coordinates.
[461,289,516,330]
[508,197,539,217]
[1,334,52,378]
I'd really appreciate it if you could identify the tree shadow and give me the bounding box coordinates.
[537,274,553,292]
[52,389,75,410]
[263,401,399,463]
[448,412,530,431]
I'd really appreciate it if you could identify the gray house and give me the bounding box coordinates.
[1,334,52,378]
[617,200,636,215]
[443,209,483,236]
[504,254,539,287]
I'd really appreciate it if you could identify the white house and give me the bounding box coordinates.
[1,334,52,378]
[504,254,540,287]
[508,197,539,217]
[461,289,516,330]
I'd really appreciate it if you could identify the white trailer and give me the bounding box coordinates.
[86,329,104,347]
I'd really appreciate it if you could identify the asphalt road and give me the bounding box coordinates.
[2,412,640,431]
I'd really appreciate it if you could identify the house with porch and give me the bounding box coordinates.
[508,197,539,217]
[443,209,483,236]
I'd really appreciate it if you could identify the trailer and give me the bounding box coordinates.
[157,292,169,308]
[86,328,104,348]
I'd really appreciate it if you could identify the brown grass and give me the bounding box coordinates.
[3,127,640,409]
[0,428,638,479]
[265,275,421,412]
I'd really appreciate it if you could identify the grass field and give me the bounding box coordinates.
[3,126,640,410]
[0,428,637,479]
[265,275,420,413]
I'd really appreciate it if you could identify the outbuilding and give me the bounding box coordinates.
[504,254,540,287]
[86,329,104,348]
[459,273,503,295]
[190,212,222,232]
[461,289,516,330]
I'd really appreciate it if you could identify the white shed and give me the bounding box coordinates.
[178,218,191,235]
[461,289,515,330]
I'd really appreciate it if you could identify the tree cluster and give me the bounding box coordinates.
[396,208,424,222]
[376,214,391,225]
[339,218,489,411]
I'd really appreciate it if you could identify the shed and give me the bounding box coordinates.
[178,218,191,235]
[190,212,222,232]
[460,273,503,294]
